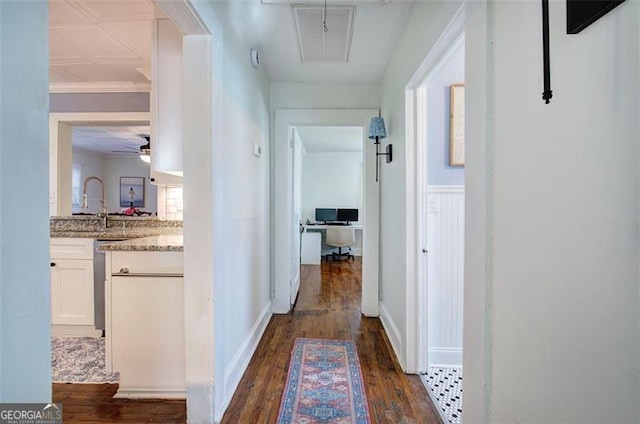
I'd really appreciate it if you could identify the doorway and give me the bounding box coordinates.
[48,1,217,420]
[293,125,365,300]
[273,109,380,316]
[405,4,465,424]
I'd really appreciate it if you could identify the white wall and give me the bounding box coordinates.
[379,0,464,368]
[0,0,51,402]
[50,92,149,113]
[464,1,640,422]
[72,149,157,215]
[103,156,156,214]
[271,82,380,110]
[427,186,464,368]
[301,152,363,224]
[72,149,104,214]
[190,1,272,420]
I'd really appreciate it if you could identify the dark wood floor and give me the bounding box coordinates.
[53,258,440,423]
[221,258,441,423]
[52,383,186,423]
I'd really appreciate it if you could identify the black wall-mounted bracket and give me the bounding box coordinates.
[542,0,626,104]
[373,139,392,182]
[542,0,553,104]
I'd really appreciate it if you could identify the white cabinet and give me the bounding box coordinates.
[105,250,185,399]
[301,232,322,265]
[150,18,183,186]
[50,238,98,336]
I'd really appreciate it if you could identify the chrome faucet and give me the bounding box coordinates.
[81,176,108,218]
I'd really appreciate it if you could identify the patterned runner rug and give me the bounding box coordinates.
[52,336,119,384]
[277,338,371,424]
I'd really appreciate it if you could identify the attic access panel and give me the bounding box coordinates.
[292,5,355,63]
[567,0,626,34]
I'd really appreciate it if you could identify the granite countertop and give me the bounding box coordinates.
[51,227,183,240]
[98,234,184,252]
[50,215,183,240]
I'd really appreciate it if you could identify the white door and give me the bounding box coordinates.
[290,129,303,306]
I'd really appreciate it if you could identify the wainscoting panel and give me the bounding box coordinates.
[427,186,464,368]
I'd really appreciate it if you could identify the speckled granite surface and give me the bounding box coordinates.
[98,234,183,252]
[50,216,183,241]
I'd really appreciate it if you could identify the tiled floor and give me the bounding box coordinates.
[422,367,463,424]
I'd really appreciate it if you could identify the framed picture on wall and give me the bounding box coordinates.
[120,177,145,208]
[449,83,465,167]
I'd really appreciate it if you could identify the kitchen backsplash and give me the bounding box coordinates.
[158,186,183,221]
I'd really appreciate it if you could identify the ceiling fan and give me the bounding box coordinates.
[111,134,151,163]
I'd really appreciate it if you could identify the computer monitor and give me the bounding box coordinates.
[337,208,358,223]
[315,208,337,223]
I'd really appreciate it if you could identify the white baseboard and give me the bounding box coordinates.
[52,324,102,337]
[114,388,186,399]
[429,347,463,368]
[216,301,273,423]
[379,302,405,371]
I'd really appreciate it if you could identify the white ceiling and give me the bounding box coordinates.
[214,1,414,83]
[49,0,153,90]
[48,0,415,87]
[49,2,399,155]
[297,126,363,153]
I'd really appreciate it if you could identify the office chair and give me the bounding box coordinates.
[325,226,356,261]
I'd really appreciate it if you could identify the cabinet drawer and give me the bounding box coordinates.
[51,238,94,260]
[110,251,183,275]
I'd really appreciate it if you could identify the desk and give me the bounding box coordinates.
[301,224,364,264]
[303,224,364,231]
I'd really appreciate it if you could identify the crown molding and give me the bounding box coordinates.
[49,82,151,94]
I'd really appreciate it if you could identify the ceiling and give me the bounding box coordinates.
[48,0,415,87]
[49,1,406,153]
[72,125,150,156]
[215,1,414,83]
[297,126,363,153]
[49,0,154,90]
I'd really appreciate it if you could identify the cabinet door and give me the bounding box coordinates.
[51,259,95,325]
[150,18,183,186]
[110,276,185,391]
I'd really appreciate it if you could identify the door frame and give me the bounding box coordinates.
[404,4,465,374]
[273,109,380,315]
[290,127,302,305]
[49,112,151,217]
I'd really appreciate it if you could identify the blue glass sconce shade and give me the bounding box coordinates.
[368,117,387,140]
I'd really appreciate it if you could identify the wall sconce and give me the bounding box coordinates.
[368,115,392,182]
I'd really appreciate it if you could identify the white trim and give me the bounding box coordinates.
[49,112,151,216]
[51,325,101,337]
[158,2,215,423]
[404,3,465,375]
[428,347,463,368]
[273,109,380,316]
[428,185,465,193]
[217,303,273,423]
[113,389,186,399]
[463,1,490,421]
[156,0,209,35]
[49,82,151,93]
[379,302,405,370]
[406,5,466,89]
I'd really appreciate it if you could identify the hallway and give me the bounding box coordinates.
[222,259,442,423]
